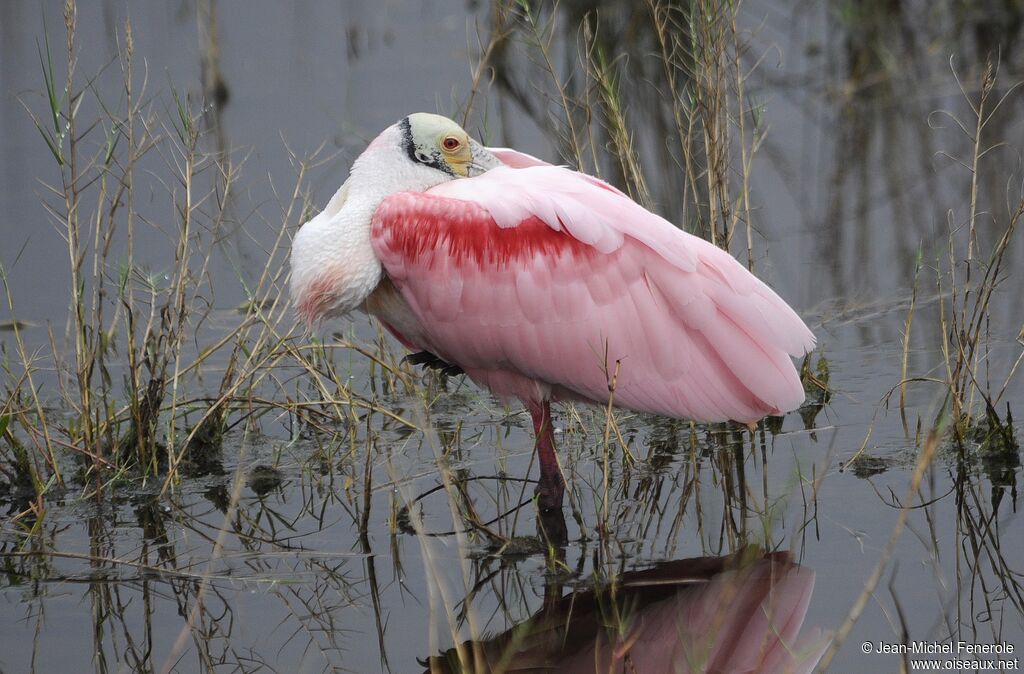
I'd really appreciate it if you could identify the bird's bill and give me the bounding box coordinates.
[465,139,504,177]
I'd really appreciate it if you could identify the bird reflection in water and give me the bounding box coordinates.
[422,548,827,673]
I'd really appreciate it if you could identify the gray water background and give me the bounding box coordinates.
[1,1,1023,672]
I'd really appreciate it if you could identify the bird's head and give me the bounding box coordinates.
[399,112,501,178]
[349,113,502,194]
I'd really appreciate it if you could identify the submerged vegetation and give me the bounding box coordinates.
[0,0,802,523]
[0,3,417,505]
[0,0,1021,672]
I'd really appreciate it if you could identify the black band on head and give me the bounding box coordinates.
[400,117,417,165]
[400,116,454,177]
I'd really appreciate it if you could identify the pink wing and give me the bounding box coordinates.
[370,164,815,423]
[484,146,556,169]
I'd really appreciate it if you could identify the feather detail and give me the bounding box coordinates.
[370,164,815,423]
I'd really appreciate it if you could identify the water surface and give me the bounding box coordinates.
[1,1,1022,672]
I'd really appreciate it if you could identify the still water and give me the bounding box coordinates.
[1,1,1022,672]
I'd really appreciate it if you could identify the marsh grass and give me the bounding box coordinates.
[464,0,767,260]
[12,3,819,667]
[3,1,1022,672]
[827,56,1024,667]
[1,0,798,519]
[453,3,1023,670]
[0,1,822,670]
[936,61,1023,440]
[0,1,423,517]
[896,57,1023,452]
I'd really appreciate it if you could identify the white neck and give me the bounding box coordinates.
[290,123,455,325]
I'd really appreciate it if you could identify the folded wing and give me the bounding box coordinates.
[370,164,815,423]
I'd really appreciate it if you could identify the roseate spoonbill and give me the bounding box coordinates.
[423,549,827,673]
[291,113,815,531]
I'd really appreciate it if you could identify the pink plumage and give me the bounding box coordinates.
[370,158,815,424]
[291,114,816,526]
[422,549,827,673]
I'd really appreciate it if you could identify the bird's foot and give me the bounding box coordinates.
[534,476,565,514]
[535,479,568,546]
[537,507,568,548]
[402,351,464,376]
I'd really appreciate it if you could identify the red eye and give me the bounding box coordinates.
[442,136,460,151]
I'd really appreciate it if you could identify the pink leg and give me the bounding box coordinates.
[528,400,565,513]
